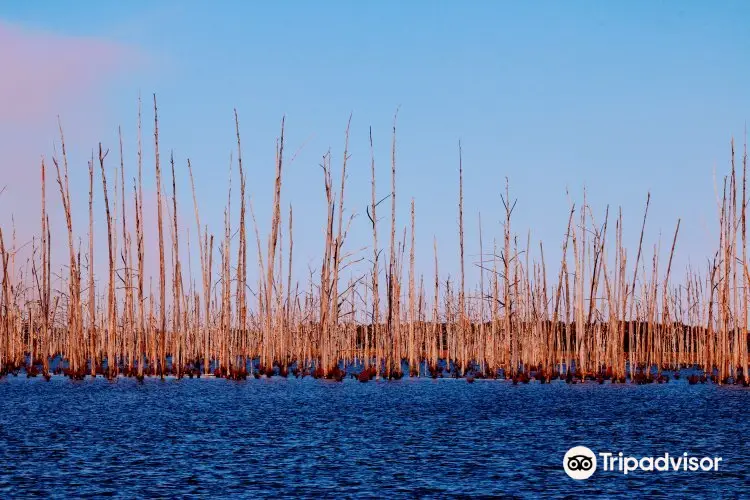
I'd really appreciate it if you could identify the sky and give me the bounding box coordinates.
[1,1,749,293]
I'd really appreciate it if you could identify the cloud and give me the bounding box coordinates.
[0,21,139,123]
[0,21,141,269]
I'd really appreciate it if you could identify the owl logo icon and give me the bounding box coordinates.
[563,446,597,480]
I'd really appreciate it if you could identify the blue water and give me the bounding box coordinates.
[0,376,747,497]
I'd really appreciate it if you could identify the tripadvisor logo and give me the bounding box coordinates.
[563,446,597,480]
[563,446,723,479]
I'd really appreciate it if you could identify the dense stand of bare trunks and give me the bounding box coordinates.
[0,101,748,384]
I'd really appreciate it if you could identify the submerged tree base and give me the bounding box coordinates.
[3,354,749,388]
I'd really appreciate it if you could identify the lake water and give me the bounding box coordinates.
[0,376,747,497]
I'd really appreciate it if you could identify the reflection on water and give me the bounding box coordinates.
[0,377,747,497]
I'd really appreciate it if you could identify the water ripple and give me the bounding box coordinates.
[0,377,747,497]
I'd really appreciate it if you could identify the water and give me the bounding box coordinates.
[0,376,747,497]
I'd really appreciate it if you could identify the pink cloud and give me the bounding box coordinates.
[0,21,139,123]
[0,21,141,269]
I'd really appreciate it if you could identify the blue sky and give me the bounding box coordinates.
[1,1,749,289]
